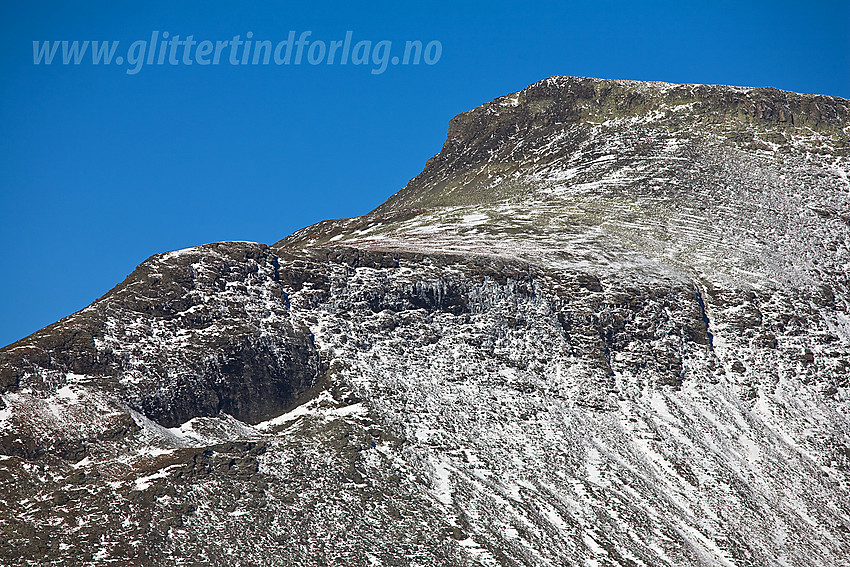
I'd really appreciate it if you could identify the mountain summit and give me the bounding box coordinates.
[1,77,849,566]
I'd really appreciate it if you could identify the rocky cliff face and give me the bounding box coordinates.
[1,76,849,567]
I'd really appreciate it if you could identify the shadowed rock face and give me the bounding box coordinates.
[0,242,320,429]
[1,76,849,567]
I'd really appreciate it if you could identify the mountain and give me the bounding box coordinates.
[1,76,849,566]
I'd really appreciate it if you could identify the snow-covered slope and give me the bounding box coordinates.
[1,76,849,566]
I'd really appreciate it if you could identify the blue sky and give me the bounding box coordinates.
[1,0,848,347]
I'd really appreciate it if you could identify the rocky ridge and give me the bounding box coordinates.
[1,76,849,566]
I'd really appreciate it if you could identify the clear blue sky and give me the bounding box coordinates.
[1,0,848,347]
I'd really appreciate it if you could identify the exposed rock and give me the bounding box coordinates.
[1,76,849,566]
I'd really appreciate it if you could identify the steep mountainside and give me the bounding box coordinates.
[1,76,849,567]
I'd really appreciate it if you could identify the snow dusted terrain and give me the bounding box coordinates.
[1,76,849,566]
